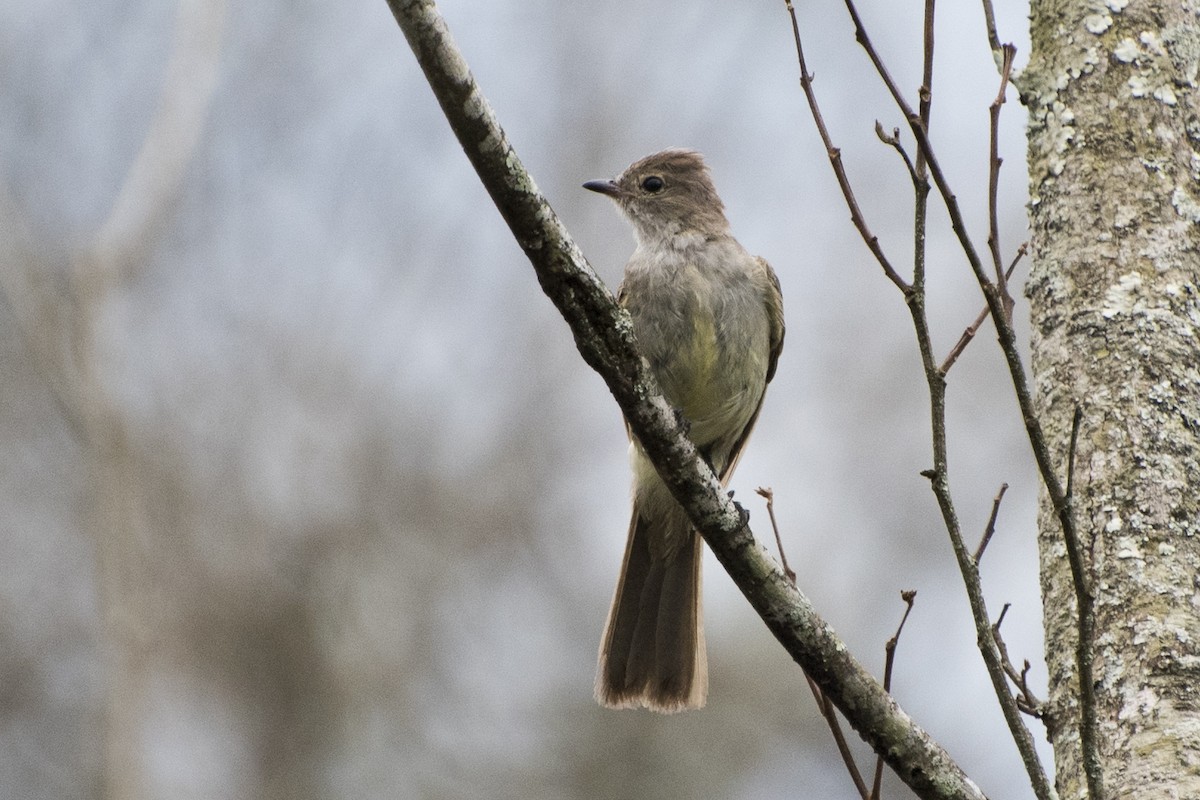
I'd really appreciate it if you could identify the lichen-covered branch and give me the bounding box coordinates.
[388,1,989,797]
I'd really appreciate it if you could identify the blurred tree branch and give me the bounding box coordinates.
[0,2,226,799]
[0,0,226,431]
[388,1,990,798]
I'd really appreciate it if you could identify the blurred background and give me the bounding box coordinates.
[0,0,1050,797]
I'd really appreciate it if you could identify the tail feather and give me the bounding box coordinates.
[596,511,707,712]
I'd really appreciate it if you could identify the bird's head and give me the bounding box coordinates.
[584,149,730,246]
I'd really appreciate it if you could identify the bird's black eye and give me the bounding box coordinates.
[641,176,665,193]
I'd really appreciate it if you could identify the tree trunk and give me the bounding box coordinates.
[1026,1,1200,797]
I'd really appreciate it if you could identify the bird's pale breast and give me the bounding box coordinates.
[621,244,770,470]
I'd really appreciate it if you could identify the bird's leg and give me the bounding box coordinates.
[672,405,692,437]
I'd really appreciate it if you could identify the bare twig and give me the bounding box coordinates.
[992,605,1045,718]
[1017,660,1038,714]
[914,0,935,179]
[872,590,918,800]
[939,243,1026,375]
[1066,405,1083,504]
[756,487,796,584]
[980,0,1004,66]
[915,445,1046,792]
[88,0,228,282]
[875,123,919,186]
[987,45,1017,321]
[807,675,871,800]
[1065,405,1103,799]
[837,8,1057,548]
[785,1,911,293]
[883,590,917,692]
[0,0,227,439]
[873,121,934,319]
[907,0,935,307]
[841,0,995,308]
[974,483,1009,563]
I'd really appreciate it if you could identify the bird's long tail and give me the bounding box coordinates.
[596,505,707,712]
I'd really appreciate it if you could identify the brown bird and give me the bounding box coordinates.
[584,149,784,711]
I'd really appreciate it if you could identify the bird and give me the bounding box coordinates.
[583,149,784,712]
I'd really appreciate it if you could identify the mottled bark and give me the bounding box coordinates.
[1025,0,1200,797]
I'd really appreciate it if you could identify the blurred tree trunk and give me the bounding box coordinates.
[85,1,228,792]
[0,2,227,797]
[92,414,155,799]
[1025,0,1200,797]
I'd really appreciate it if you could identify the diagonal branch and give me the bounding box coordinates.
[973,482,1010,563]
[785,1,910,294]
[939,243,1026,375]
[390,2,987,798]
[87,0,228,282]
[0,0,227,438]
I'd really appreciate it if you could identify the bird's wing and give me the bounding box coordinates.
[718,256,784,484]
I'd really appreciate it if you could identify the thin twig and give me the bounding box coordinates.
[883,590,917,692]
[876,120,931,309]
[914,0,935,178]
[807,675,871,800]
[875,123,919,186]
[1066,405,1083,504]
[1065,405,1103,798]
[911,0,934,298]
[872,590,918,800]
[987,45,1017,321]
[839,18,1050,536]
[979,0,1004,66]
[881,20,928,797]
[841,0,993,305]
[756,487,796,584]
[992,605,1045,719]
[785,0,911,293]
[939,243,1027,375]
[1018,660,1038,714]
[974,483,1009,564]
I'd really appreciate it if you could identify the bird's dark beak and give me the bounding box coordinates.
[582,179,622,197]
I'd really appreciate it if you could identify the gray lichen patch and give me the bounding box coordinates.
[1171,187,1200,222]
[1085,13,1113,34]
[1118,31,1186,105]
